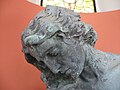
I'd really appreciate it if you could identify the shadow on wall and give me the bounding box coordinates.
[0,0,120,90]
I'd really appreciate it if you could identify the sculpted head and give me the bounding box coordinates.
[21,5,97,79]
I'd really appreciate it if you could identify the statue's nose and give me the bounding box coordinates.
[24,35,44,46]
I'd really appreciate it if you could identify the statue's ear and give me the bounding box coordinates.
[83,24,97,46]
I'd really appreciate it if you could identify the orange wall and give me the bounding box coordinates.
[81,11,120,54]
[0,0,120,90]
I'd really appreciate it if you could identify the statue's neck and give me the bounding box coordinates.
[83,44,120,80]
[82,44,107,79]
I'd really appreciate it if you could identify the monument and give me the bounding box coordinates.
[21,5,120,90]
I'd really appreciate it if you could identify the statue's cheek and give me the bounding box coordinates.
[59,44,85,78]
[43,56,62,74]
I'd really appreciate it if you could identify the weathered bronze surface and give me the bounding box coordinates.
[21,5,120,90]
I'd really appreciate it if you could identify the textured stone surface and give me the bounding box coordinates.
[21,5,120,90]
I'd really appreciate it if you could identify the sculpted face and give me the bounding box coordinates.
[22,23,86,79]
[21,5,99,90]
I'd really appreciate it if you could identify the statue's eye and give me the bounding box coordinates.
[56,34,63,39]
[47,47,60,57]
[47,52,58,57]
[56,33,64,40]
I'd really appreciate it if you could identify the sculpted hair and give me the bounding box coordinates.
[27,5,97,46]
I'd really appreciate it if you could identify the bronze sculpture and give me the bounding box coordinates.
[21,5,120,90]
